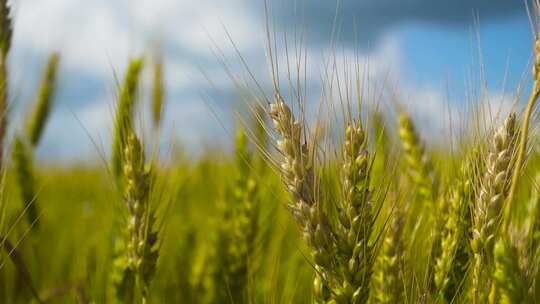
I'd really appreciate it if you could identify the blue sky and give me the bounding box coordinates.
[6,0,536,161]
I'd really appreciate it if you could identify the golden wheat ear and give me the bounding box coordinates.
[470,112,517,304]
[268,93,336,302]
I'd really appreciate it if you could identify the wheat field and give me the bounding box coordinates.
[1,0,540,303]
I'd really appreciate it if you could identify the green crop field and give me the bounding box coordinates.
[1,1,540,303]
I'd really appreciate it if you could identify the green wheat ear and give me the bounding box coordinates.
[12,136,38,227]
[113,128,160,303]
[0,0,11,168]
[398,112,436,203]
[27,52,60,147]
[224,126,259,303]
[371,209,405,304]
[434,153,475,303]
[111,58,144,181]
[151,56,164,130]
[333,120,374,304]
[0,0,11,57]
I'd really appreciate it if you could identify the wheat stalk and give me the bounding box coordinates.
[505,3,540,233]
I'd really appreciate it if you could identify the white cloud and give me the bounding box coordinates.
[11,0,260,78]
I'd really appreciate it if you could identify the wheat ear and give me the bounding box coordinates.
[26,52,60,147]
[434,154,475,302]
[370,209,405,304]
[113,130,159,303]
[151,56,164,130]
[398,112,436,202]
[0,0,11,170]
[124,131,159,302]
[268,93,334,301]
[470,113,517,304]
[112,58,144,181]
[225,127,259,303]
[333,120,374,304]
[12,137,37,227]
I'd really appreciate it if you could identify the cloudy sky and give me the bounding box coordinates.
[6,0,536,161]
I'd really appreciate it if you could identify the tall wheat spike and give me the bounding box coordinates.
[0,0,11,169]
[398,111,440,293]
[27,52,60,147]
[12,137,37,227]
[151,56,164,130]
[268,93,335,302]
[398,112,435,202]
[470,113,517,304]
[12,53,60,228]
[333,120,374,303]
[225,127,259,303]
[113,129,159,304]
[112,58,144,181]
[370,209,405,304]
[434,154,475,302]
